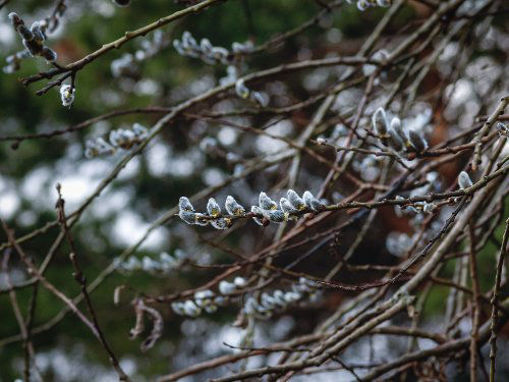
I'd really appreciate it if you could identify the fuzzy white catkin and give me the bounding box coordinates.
[179,197,194,212]
[206,197,221,216]
[233,277,247,287]
[225,195,245,215]
[250,91,269,107]
[60,84,75,107]
[171,302,185,315]
[251,206,266,226]
[235,79,250,99]
[408,129,428,152]
[287,189,306,210]
[259,192,277,210]
[183,300,201,317]
[280,197,296,213]
[219,280,236,295]
[372,107,388,135]
[458,171,473,189]
[302,191,324,211]
[268,209,285,223]
[390,117,405,140]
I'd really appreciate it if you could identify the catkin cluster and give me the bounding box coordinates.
[244,277,319,319]
[178,189,327,229]
[85,123,148,158]
[7,13,57,64]
[111,30,168,78]
[234,79,269,107]
[171,277,247,317]
[346,0,392,11]
[115,251,187,275]
[173,31,253,65]
[372,107,429,153]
